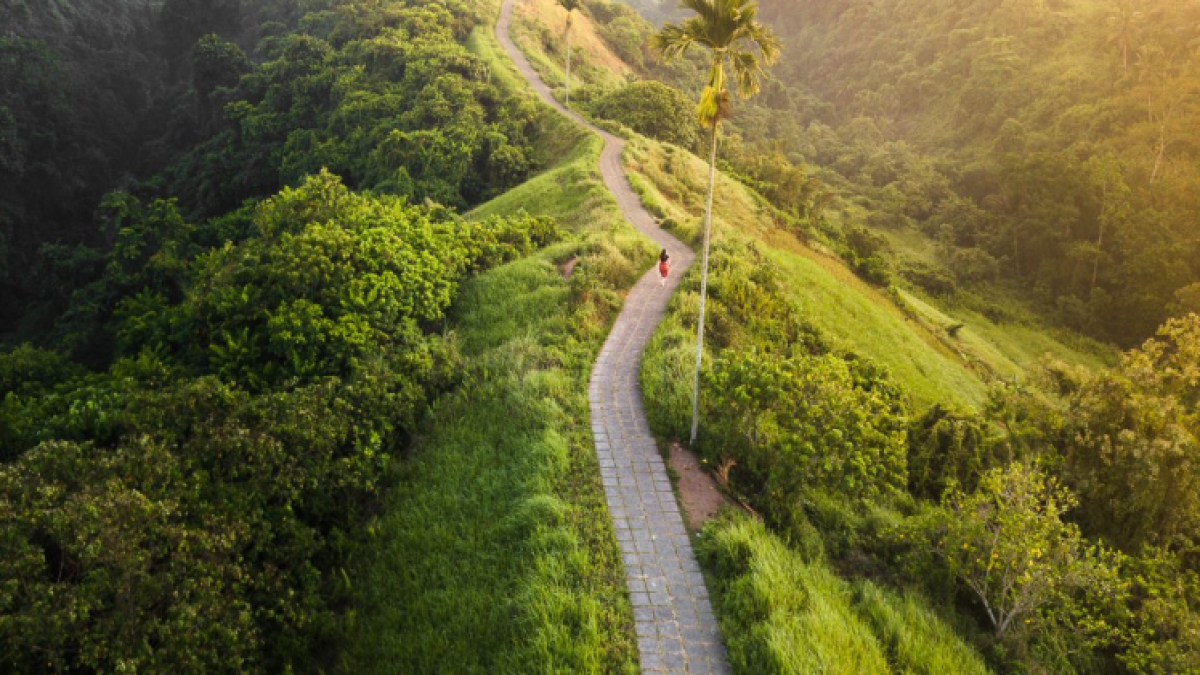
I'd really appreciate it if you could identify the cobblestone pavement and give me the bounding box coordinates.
[497,2,730,673]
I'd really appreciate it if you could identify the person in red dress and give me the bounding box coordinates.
[658,248,670,287]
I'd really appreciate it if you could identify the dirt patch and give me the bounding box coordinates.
[558,256,578,279]
[667,441,728,532]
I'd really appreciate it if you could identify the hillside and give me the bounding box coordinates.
[0,1,630,671]
[515,1,1200,673]
[751,0,1200,345]
[512,0,1110,413]
[2,0,1199,673]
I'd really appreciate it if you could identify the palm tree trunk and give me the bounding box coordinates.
[564,19,572,107]
[1151,121,1165,185]
[690,120,721,446]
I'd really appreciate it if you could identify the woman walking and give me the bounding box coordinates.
[658,248,671,287]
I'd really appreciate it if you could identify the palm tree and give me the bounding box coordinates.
[1107,0,1143,76]
[557,0,583,107]
[652,0,780,445]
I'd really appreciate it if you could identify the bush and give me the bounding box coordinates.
[949,247,999,284]
[922,464,1100,638]
[591,80,700,149]
[900,261,957,297]
[907,405,998,499]
[842,225,892,286]
[702,350,908,511]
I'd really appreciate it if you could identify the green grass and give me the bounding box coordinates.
[624,134,1116,411]
[344,248,636,674]
[466,25,526,99]
[625,137,988,411]
[898,290,1114,373]
[852,581,992,675]
[347,142,653,672]
[769,249,988,410]
[346,16,657,673]
[697,513,991,675]
[698,513,890,674]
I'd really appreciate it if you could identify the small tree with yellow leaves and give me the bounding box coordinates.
[933,463,1088,636]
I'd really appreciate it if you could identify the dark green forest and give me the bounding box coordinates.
[746,0,1200,345]
[0,0,559,671]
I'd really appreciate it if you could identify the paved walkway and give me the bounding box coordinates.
[496,3,730,674]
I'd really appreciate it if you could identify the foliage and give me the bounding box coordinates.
[1117,548,1200,674]
[842,225,892,286]
[651,0,781,127]
[591,80,699,148]
[166,0,535,217]
[906,405,998,499]
[2,0,540,337]
[0,170,560,673]
[924,463,1097,637]
[704,350,908,508]
[747,0,1200,346]
[1060,313,1200,551]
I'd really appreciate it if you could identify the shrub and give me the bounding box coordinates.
[924,463,1098,637]
[842,225,892,286]
[900,261,957,297]
[702,350,908,510]
[591,80,700,149]
[907,405,998,499]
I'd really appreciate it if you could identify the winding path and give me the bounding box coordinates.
[497,3,730,674]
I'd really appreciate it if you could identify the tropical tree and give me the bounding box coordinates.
[652,0,780,444]
[557,0,582,107]
[1106,0,1143,76]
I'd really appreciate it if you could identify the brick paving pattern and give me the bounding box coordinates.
[497,2,730,673]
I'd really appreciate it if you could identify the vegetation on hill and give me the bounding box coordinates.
[344,59,646,673]
[0,0,631,671]
[4,0,1199,672]
[513,0,1200,672]
[750,0,1200,346]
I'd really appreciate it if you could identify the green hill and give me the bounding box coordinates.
[752,0,1200,345]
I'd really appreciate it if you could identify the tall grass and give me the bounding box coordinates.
[344,249,636,673]
[697,513,890,674]
[852,581,992,675]
[346,20,657,671]
[697,513,991,675]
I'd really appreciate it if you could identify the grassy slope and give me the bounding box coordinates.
[345,20,654,674]
[623,136,989,410]
[698,513,991,675]
[510,0,632,100]
[513,0,1110,412]
[500,6,1009,674]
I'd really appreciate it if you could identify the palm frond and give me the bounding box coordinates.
[730,48,764,98]
[651,22,696,61]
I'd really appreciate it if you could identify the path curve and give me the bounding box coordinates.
[497,3,729,674]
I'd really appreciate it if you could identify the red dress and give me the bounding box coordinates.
[658,259,670,278]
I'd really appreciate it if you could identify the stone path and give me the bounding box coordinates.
[496,3,730,674]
